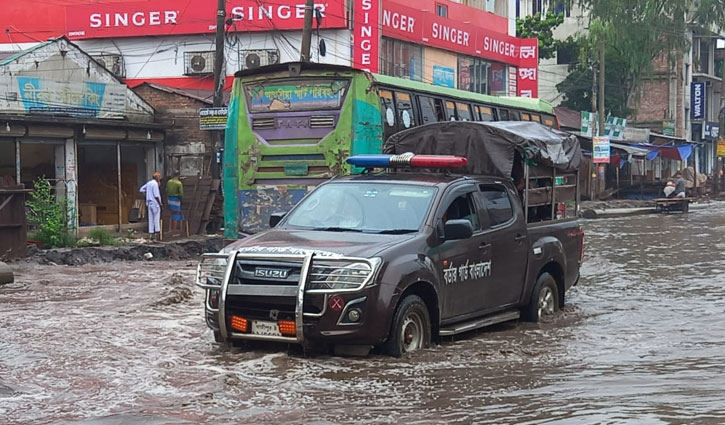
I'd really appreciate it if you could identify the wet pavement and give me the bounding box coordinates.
[2,203,725,425]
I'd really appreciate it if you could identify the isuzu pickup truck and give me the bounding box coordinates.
[197,121,584,356]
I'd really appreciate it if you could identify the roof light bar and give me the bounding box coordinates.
[346,153,468,169]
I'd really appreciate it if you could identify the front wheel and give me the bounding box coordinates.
[382,295,432,357]
[524,273,559,322]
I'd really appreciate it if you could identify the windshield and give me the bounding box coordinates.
[284,183,437,233]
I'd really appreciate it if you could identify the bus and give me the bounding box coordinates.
[223,62,559,236]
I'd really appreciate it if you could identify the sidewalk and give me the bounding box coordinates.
[20,236,224,266]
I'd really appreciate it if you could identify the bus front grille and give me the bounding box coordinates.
[309,115,335,128]
[252,117,277,130]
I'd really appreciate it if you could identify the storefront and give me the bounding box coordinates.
[0,37,165,234]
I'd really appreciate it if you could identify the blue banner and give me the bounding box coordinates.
[432,66,455,88]
[691,82,706,120]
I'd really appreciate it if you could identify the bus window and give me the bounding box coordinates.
[445,101,457,121]
[395,92,416,129]
[509,110,521,120]
[521,112,531,121]
[498,109,510,120]
[456,103,473,121]
[544,116,556,127]
[531,114,541,123]
[380,90,396,128]
[418,96,445,124]
[479,105,495,121]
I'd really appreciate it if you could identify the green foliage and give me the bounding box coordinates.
[26,178,76,248]
[88,228,119,246]
[516,11,566,60]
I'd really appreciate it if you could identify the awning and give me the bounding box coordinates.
[610,142,650,156]
[633,143,694,161]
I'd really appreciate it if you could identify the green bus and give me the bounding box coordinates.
[224,62,558,236]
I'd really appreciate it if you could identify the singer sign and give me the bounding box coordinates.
[63,0,346,39]
[352,0,379,73]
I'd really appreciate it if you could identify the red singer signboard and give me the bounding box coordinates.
[352,0,380,73]
[0,0,347,39]
[516,38,539,98]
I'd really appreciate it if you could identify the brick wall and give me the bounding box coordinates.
[133,85,214,175]
[630,56,685,137]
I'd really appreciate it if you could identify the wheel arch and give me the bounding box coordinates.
[397,280,440,341]
[538,261,565,306]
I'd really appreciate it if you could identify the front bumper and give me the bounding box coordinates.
[197,251,387,346]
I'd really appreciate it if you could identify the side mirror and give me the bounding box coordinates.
[443,219,473,241]
[269,212,286,228]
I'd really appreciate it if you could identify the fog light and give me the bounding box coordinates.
[347,308,361,322]
[230,315,248,332]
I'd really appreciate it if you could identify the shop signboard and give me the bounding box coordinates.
[718,139,725,158]
[691,82,706,120]
[352,0,379,73]
[61,0,347,39]
[604,116,626,140]
[199,107,228,130]
[581,111,597,138]
[593,136,611,163]
[1,76,126,119]
[704,121,720,140]
[432,66,455,88]
[662,120,676,137]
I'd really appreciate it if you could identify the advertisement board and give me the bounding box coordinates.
[593,136,611,164]
[199,107,228,130]
[352,0,379,73]
[691,82,706,120]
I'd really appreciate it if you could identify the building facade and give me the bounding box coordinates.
[0,0,540,98]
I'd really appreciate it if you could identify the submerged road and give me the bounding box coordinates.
[1,203,724,424]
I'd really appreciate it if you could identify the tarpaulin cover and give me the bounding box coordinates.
[383,121,583,178]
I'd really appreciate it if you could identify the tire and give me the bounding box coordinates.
[213,331,223,343]
[382,295,432,357]
[524,273,559,322]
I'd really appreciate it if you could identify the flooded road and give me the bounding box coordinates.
[2,203,725,424]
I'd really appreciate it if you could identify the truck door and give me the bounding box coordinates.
[430,185,492,320]
[476,183,528,309]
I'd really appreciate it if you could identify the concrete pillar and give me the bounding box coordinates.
[54,144,66,200]
[14,139,20,185]
[65,138,78,231]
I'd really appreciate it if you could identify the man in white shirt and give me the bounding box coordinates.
[140,172,163,240]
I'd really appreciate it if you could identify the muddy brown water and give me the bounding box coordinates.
[2,204,725,424]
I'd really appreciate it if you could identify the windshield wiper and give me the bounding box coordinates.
[312,226,363,232]
[376,229,417,234]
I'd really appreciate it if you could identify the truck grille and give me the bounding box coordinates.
[231,260,302,286]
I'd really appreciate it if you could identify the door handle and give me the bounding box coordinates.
[514,234,526,242]
[478,243,491,249]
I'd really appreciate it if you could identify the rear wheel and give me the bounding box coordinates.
[383,295,431,357]
[524,273,559,322]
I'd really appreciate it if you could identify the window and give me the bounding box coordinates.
[476,105,495,121]
[445,101,457,120]
[458,56,503,95]
[395,92,415,129]
[531,114,541,123]
[381,38,423,81]
[436,4,448,17]
[443,193,480,231]
[380,90,395,128]
[533,0,543,14]
[544,117,556,127]
[456,103,473,121]
[479,185,513,227]
[554,1,570,17]
[521,112,531,121]
[498,109,510,120]
[419,96,445,124]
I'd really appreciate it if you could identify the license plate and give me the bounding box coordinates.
[251,320,282,337]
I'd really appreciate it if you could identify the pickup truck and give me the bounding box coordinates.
[196,121,584,357]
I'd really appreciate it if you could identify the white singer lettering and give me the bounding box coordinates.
[482,36,517,58]
[382,10,415,33]
[520,90,533,98]
[520,45,536,59]
[230,3,328,22]
[432,23,470,47]
[90,10,178,28]
[519,68,537,80]
[358,0,373,68]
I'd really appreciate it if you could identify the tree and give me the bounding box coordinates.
[516,11,565,60]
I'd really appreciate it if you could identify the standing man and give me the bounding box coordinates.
[166,170,184,232]
[140,172,162,240]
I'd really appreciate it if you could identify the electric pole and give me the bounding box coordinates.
[211,0,226,179]
[718,41,725,195]
[597,36,606,197]
[300,0,314,61]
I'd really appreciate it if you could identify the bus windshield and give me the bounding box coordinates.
[244,79,350,112]
[283,183,437,233]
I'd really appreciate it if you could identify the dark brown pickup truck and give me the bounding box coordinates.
[196,121,585,357]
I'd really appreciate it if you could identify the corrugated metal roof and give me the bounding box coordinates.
[0,41,53,66]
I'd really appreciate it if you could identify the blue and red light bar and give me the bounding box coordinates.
[346,153,468,169]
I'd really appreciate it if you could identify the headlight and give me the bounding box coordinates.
[196,253,229,288]
[308,258,381,292]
